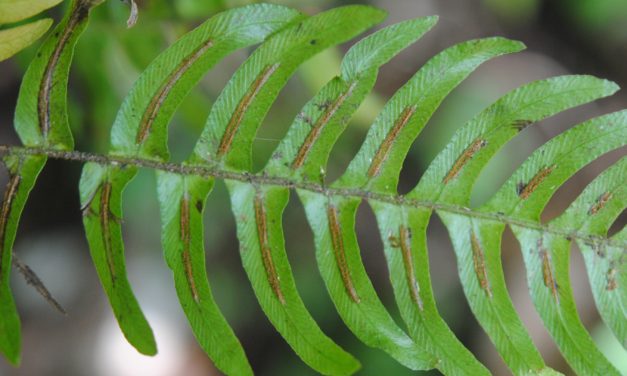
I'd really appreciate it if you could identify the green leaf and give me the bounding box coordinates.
[191,5,387,169]
[0,19,52,62]
[0,155,46,365]
[157,173,253,375]
[339,16,438,80]
[79,164,157,355]
[553,158,626,237]
[14,0,104,149]
[0,0,62,24]
[579,227,625,348]
[294,39,521,373]
[162,6,387,373]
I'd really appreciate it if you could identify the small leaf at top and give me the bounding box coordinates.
[0,19,52,62]
[0,0,62,24]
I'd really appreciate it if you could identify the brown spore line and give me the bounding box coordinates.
[180,196,199,302]
[367,105,417,178]
[99,182,117,280]
[517,165,556,199]
[606,268,617,291]
[38,5,88,138]
[0,174,21,281]
[136,39,215,145]
[443,138,487,184]
[399,226,423,309]
[588,191,613,215]
[217,63,280,157]
[253,194,286,304]
[291,82,356,170]
[470,231,492,298]
[538,240,559,304]
[606,261,618,291]
[327,205,360,303]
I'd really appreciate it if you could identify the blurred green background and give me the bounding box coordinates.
[0,0,626,375]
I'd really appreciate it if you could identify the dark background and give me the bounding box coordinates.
[0,0,626,375]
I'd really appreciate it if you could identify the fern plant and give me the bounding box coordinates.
[1,1,625,375]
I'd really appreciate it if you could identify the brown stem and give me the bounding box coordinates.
[0,144,622,248]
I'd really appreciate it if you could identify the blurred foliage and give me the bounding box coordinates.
[567,0,627,39]
[483,0,540,24]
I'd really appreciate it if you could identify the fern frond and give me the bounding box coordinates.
[1,3,625,375]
